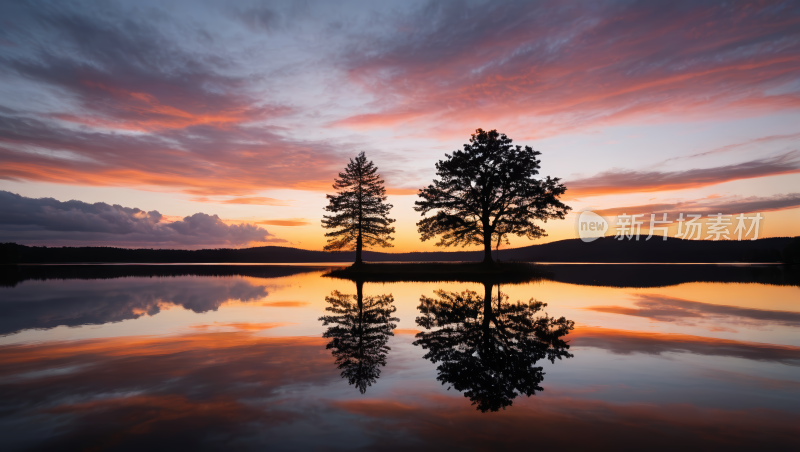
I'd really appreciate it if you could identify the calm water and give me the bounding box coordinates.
[1,264,798,451]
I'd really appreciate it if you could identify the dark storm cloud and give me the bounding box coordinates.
[0,190,280,247]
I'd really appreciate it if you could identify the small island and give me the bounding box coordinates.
[324,261,549,284]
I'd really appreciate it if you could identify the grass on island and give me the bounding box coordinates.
[323,261,550,283]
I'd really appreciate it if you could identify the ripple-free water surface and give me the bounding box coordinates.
[1,264,798,451]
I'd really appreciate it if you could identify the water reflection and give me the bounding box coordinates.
[414,283,574,412]
[0,265,325,336]
[320,281,398,393]
[0,267,798,449]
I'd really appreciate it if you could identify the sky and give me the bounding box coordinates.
[0,0,799,251]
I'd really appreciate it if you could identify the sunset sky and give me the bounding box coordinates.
[1,0,798,251]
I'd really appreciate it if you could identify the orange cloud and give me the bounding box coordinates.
[256,219,312,227]
[192,196,290,206]
[393,328,422,335]
[189,322,293,331]
[261,301,311,307]
[59,80,287,132]
[385,188,420,196]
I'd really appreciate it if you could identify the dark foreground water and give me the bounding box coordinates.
[0,264,798,451]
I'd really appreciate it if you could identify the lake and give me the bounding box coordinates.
[1,264,798,450]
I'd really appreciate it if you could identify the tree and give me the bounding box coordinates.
[413,283,574,412]
[415,129,570,264]
[323,152,396,265]
[319,281,398,393]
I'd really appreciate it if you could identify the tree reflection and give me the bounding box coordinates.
[320,281,399,393]
[413,283,574,412]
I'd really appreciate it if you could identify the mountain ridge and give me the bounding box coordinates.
[1,236,793,264]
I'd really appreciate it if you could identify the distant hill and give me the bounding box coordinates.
[1,236,793,264]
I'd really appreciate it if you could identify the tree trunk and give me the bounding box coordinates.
[482,228,493,264]
[356,279,364,310]
[355,231,363,265]
[482,282,494,333]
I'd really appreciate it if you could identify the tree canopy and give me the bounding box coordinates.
[413,284,574,412]
[319,283,398,393]
[322,152,395,264]
[415,129,570,263]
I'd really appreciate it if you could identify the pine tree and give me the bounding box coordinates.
[319,282,398,393]
[322,152,395,264]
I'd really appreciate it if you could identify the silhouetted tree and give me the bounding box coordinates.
[319,281,399,393]
[413,283,574,412]
[415,129,570,264]
[323,152,395,265]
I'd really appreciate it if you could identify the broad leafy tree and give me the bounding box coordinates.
[413,284,574,412]
[323,152,395,264]
[415,129,570,263]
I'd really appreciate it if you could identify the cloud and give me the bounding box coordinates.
[255,219,312,226]
[570,326,800,365]
[0,111,343,196]
[0,4,347,194]
[593,192,800,216]
[335,1,800,137]
[565,151,800,198]
[665,132,800,162]
[585,294,800,327]
[189,322,292,331]
[0,191,283,247]
[260,301,310,307]
[392,328,422,335]
[0,3,280,132]
[221,197,290,206]
[192,197,290,206]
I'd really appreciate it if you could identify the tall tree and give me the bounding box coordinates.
[415,129,570,264]
[319,281,398,393]
[323,152,395,265]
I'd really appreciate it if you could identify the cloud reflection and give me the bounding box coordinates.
[571,326,800,365]
[0,276,271,336]
[0,329,336,450]
[585,294,800,327]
